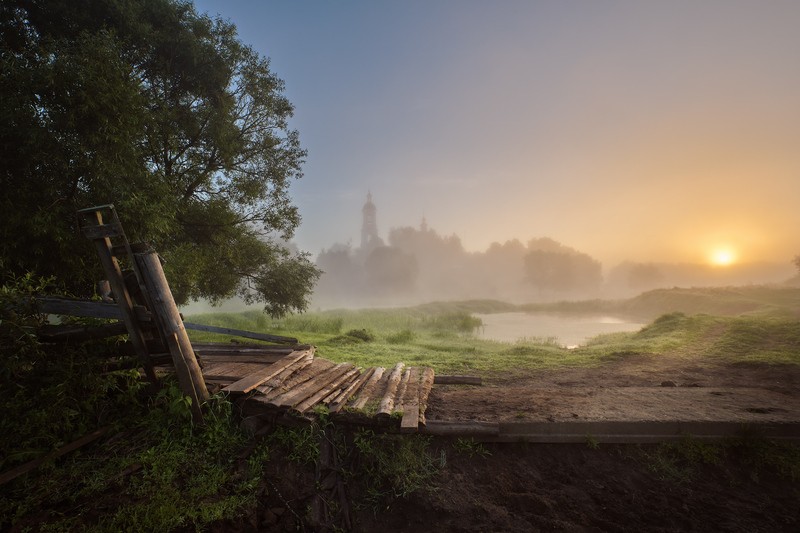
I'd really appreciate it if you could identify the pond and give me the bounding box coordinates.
[475,312,646,348]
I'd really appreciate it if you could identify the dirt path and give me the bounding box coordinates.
[427,355,800,424]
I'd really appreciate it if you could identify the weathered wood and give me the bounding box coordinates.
[394,369,411,413]
[0,426,111,486]
[165,333,205,423]
[259,358,336,401]
[84,210,156,383]
[183,322,298,345]
[377,363,405,418]
[294,368,360,414]
[38,322,128,342]
[349,367,385,410]
[269,363,354,408]
[81,223,123,240]
[421,420,500,437]
[265,352,314,387]
[192,342,297,355]
[196,354,285,365]
[222,348,312,394]
[434,375,482,385]
[400,367,421,433]
[35,297,141,320]
[136,250,208,403]
[328,368,374,413]
[417,367,435,427]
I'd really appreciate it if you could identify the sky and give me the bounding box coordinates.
[193,0,800,269]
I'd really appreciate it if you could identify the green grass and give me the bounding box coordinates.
[186,286,800,375]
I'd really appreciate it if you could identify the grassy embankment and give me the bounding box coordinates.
[186,286,800,377]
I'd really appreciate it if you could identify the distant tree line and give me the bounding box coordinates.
[314,226,605,307]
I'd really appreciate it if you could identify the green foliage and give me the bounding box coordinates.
[0,275,143,472]
[0,0,319,316]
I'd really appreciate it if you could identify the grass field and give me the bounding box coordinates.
[186,286,800,376]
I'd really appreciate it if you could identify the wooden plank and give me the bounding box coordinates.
[394,369,411,413]
[434,375,481,385]
[259,358,336,400]
[222,348,313,394]
[400,367,421,433]
[418,367,435,427]
[328,368,374,413]
[349,367,385,410]
[269,363,354,408]
[81,223,123,240]
[377,363,405,418]
[196,354,285,365]
[193,342,298,352]
[294,368,360,414]
[35,297,152,322]
[259,352,314,393]
[183,322,298,345]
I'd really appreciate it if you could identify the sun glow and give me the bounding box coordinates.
[710,248,736,266]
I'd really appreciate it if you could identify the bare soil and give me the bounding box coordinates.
[427,355,800,423]
[251,355,800,532]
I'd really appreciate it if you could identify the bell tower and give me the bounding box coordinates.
[361,191,379,249]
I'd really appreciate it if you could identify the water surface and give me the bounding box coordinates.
[475,312,645,347]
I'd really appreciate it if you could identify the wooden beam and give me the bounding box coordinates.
[417,367,435,427]
[400,367,421,433]
[222,348,313,394]
[35,297,152,322]
[183,322,298,345]
[258,358,335,400]
[135,250,208,403]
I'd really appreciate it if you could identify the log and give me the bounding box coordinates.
[135,250,208,408]
[394,369,411,413]
[377,362,405,418]
[400,367,421,433]
[349,367,385,410]
[183,322,298,345]
[269,363,355,408]
[328,368,374,413]
[294,368,360,414]
[434,375,482,385]
[222,348,312,394]
[417,367,435,427]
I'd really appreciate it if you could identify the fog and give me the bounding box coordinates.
[308,196,796,310]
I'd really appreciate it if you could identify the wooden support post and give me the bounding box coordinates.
[134,250,209,407]
[83,211,156,383]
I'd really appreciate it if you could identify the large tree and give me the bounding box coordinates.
[0,0,319,316]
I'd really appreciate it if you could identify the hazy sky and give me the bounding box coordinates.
[194,0,800,268]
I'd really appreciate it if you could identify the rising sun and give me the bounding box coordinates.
[710,248,736,266]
